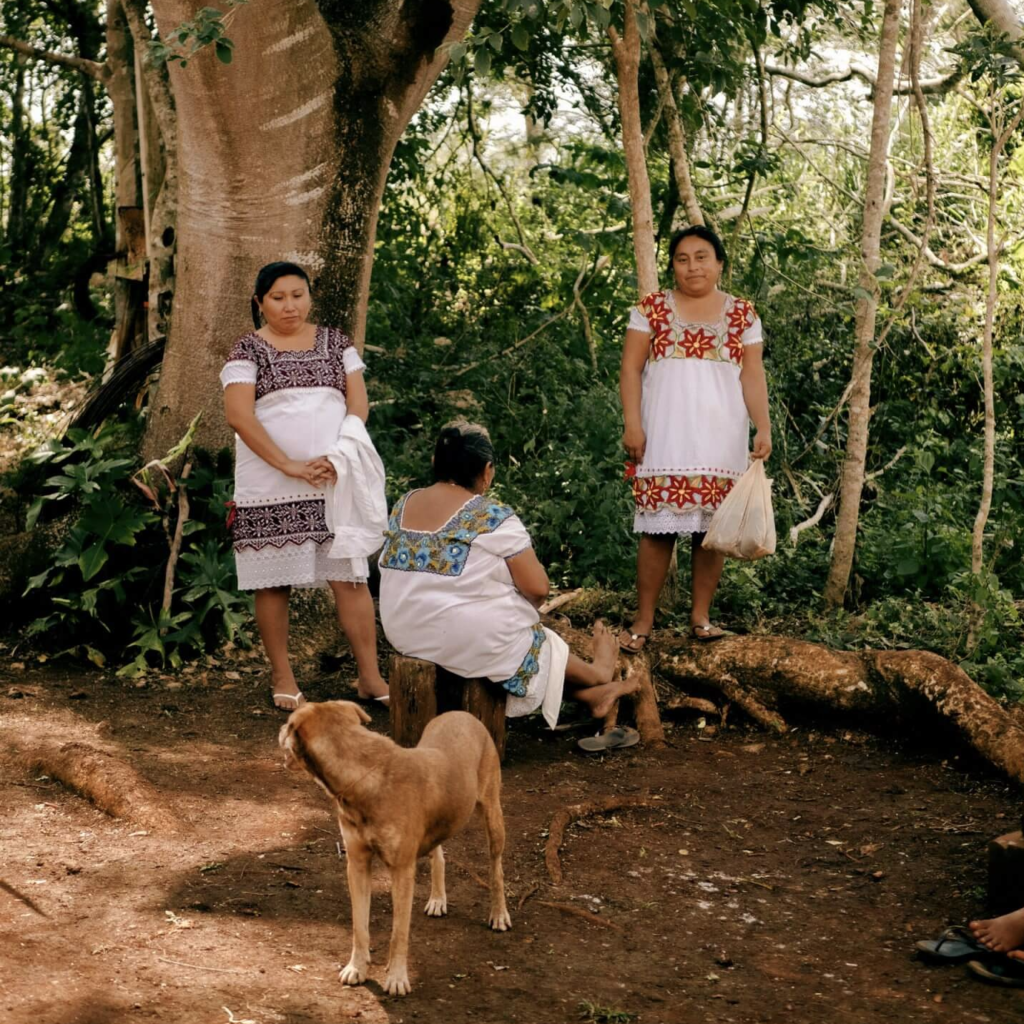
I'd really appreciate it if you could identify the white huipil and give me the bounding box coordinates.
[628,290,764,535]
[378,491,569,727]
[220,325,367,590]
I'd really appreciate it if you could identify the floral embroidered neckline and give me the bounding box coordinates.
[664,291,735,330]
[248,325,325,357]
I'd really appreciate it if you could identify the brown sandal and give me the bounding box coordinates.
[618,629,650,653]
[691,624,732,642]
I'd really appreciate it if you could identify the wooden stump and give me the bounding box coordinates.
[389,654,507,760]
[988,827,1024,915]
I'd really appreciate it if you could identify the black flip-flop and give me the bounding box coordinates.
[915,926,997,964]
[967,957,1024,987]
[577,726,640,753]
[618,630,650,654]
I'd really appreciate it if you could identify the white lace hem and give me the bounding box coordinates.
[235,539,367,590]
[634,507,716,535]
[342,348,366,373]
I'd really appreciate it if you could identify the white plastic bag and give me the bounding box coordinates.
[701,460,776,560]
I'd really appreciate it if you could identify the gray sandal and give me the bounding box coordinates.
[577,726,640,753]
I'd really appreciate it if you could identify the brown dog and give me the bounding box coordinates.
[279,701,511,996]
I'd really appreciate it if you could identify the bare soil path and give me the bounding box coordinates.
[1,663,1021,1024]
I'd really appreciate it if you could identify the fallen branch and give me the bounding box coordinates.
[517,881,540,911]
[535,900,623,931]
[0,879,47,918]
[665,695,721,716]
[155,956,247,975]
[20,742,176,830]
[655,635,1024,786]
[545,795,659,885]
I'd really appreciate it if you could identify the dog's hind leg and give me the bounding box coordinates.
[383,860,416,996]
[424,845,447,917]
[480,793,512,932]
[339,837,373,987]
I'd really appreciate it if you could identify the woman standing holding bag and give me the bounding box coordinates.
[221,261,389,709]
[619,227,771,650]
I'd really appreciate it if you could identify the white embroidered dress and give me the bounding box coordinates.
[378,492,568,722]
[220,326,367,590]
[628,290,763,535]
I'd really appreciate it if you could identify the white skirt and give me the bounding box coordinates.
[505,627,570,728]
[235,539,367,591]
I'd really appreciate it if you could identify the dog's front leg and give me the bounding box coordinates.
[481,797,512,931]
[340,837,373,987]
[424,845,447,917]
[383,860,416,996]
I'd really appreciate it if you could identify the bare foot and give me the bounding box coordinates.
[591,619,618,683]
[970,907,1024,953]
[580,673,641,720]
[356,675,389,700]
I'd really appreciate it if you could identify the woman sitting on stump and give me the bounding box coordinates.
[378,421,636,729]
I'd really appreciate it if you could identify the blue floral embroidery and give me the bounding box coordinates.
[379,493,516,577]
[495,624,546,697]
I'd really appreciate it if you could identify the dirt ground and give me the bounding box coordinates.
[2,660,1022,1024]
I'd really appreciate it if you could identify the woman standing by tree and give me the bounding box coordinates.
[221,262,389,709]
[619,227,771,650]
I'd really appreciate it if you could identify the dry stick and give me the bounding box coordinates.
[572,261,599,372]
[516,881,539,911]
[155,956,247,975]
[535,900,623,931]
[466,90,538,265]
[0,879,48,917]
[545,796,659,885]
[538,589,583,616]
[789,492,834,546]
[161,460,192,616]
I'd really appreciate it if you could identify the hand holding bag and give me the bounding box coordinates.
[701,459,776,560]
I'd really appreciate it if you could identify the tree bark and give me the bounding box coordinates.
[608,1,658,297]
[655,635,1024,787]
[822,0,901,608]
[649,41,703,227]
[144,0,481,457]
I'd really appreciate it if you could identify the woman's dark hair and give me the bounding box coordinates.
[667,226,728,273]
[433,420,495,489]
[251,261,311,328]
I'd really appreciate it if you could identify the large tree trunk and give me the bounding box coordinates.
[655,635,1024,787]
[144,0,480,457]
[822,0,901,607]
[608,0,658,297]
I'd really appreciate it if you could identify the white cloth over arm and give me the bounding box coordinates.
[323,415,388,573]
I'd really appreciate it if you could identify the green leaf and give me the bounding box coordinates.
[487,31,503,52]
[511,25,530,51]
[84,646,106,668]
[449,41,467,63]
[25,496,45,531]
[896,558,920,576]
[78,542,109,582]
[22,567,52,594]
[215,41,233,64]
[474,46,492,77]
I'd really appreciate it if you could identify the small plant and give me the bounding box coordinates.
[578,1001,636,1024]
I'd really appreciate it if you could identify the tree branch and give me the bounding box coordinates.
[765,61,962,95]
[0,33,109,82]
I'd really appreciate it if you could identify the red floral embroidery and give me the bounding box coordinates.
[679,327,716,359]
[624,461,637,480]
[640,292,674,361]
[724,299,756,366]
[630,474,735,514]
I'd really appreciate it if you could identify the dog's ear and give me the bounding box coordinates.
[332,700,372,726]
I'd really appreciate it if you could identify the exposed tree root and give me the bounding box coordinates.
[665,695,721,716]
[656,636,1024,785]
[535,900,623,931]
[545,795,659,885]
[21,742,176,830]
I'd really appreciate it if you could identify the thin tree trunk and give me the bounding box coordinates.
[972,102,1024,576]
[6,58,29,254]
[143,0,481,457]
[822,0,901,608]
[649,41,703,227]
[608,1,658,296]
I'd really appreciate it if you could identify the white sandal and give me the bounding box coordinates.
[272,691,305,711]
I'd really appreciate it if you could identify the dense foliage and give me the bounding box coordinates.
[2,1,1022,700]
